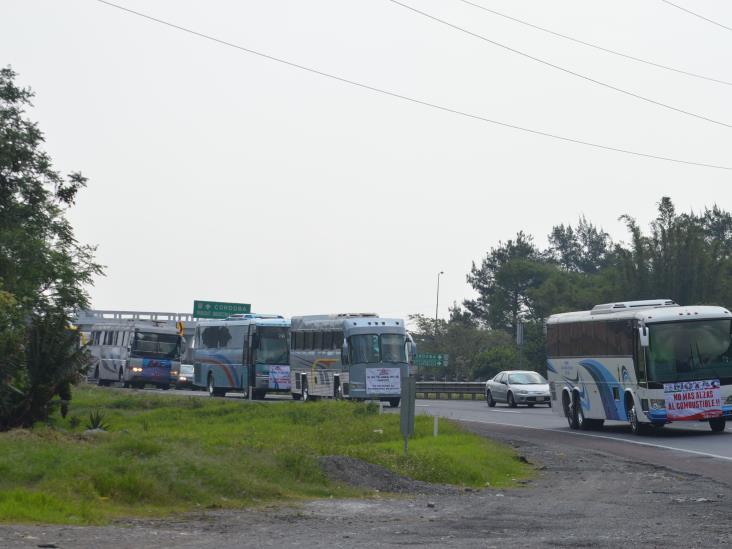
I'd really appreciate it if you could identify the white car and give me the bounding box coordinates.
[485,370,551,408]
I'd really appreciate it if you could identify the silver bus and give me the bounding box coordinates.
[289,313,415,406]
[87,321,182,389]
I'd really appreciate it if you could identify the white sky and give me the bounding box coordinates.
[2,0,730,320]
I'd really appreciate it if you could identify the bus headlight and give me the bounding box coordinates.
[650,399,666,410]
[131,367,143,373]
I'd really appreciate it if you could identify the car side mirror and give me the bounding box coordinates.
[638,326,649,347]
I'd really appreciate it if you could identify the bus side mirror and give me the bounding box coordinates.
[409,341,417,361]
[639,326,649,347]
[341,342,349,365]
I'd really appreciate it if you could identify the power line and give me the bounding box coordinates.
[389,0,732,130]
[456,0,732,87]
[92,0,731,171]
[660,0,732,33]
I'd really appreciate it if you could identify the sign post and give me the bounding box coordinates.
[400,376,416,456]
[193,300,251,319]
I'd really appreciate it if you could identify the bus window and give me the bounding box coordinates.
[313,331,323,350]
[228,325,246,350]
[304,331,313,350]
[323,331,333,349]
[201,326,220,349]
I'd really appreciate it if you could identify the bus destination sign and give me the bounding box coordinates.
[193,300,251,319]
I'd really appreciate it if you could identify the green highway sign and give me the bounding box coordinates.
[193,300,251,319]
[413,353,449,368]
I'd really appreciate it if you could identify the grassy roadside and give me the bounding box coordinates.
[0,386,532,525]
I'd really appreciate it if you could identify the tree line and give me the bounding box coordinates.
[411,198,732,381]
[0,68,102,430]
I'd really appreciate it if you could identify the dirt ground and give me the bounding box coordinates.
[2,422,731,548]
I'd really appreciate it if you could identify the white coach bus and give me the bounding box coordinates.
[289,314,415,406]
[547,299,732,434]
[192,314,290,398]
[87,321,182,389]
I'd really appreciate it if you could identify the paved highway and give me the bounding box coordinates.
[417,399,732,459]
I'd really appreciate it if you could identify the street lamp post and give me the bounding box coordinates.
[435,271,444,337]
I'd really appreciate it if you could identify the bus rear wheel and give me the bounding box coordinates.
[710,418,726,433]
[388,398,400,408]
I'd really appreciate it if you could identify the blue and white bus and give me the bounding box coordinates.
[547,300,732,434]
[192,314,290,398]
[289,314,415,406]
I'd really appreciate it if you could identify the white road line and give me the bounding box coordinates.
[460,417,732,462]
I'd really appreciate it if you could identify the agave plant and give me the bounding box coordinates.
[86,409,110,431]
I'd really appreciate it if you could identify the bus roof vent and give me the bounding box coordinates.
[590,299,678,315]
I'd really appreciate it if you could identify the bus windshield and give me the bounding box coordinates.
[256,326,289,365]
[350,334,407,364]
[647,319,732,382]
[131,332,180,359]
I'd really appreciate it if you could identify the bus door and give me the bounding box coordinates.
[247,324,257,388]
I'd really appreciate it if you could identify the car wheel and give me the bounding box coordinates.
[486,390,496,407]
[710,417,726,433]
[507,392,517,408]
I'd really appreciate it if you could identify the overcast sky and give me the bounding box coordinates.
[3,0,730,320]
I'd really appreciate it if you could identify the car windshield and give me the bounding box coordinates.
[349,334,407,364]
[508,372,546,384]
[131,332,180,359]
[647,319,732,382]
[256,326,289,365]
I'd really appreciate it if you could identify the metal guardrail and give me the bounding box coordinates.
[415,381,485,400]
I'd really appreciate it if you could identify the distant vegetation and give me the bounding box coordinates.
[412,197,732,380]
[0,387,531,524]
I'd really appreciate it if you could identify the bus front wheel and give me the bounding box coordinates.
[710,418,726,433]
[628,403,648,435]
[563,392,578,429]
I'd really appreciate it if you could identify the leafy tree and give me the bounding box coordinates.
[0,67,102,430]
[464,232,549,332]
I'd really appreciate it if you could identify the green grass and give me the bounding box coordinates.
[0,386,532,525]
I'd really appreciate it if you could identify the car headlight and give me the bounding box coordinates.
[178,376,187,382]
[650,399,666,410]
[131,367,143,373]
[517,389,528,395]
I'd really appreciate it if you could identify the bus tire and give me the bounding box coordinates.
[292,392,302,401]
[160,384,170,391]
[486,390,496,407]
[563,392,578,429]
[207,374,225,397]
[709,418,726,433]
[388,398,400,408]
[507,392,518,408]
[122,379,130,389]
[628,403,647,435]
[252,389,266,400]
